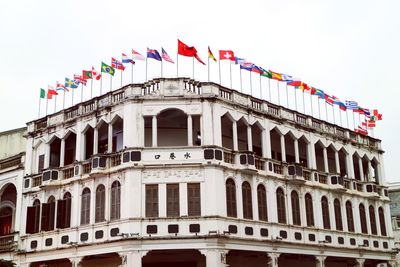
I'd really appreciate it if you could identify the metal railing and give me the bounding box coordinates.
[0,234,16,252]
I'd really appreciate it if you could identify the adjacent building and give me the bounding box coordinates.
[0,78,396,266]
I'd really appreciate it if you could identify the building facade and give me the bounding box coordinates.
[0,78,395,266]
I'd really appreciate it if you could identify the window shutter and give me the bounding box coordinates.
[41,203,50,231]
[34,205,41,233]
[56,199,65,229]
[26,206,36,234]
[64,198,71,228]
[49,201,55,230]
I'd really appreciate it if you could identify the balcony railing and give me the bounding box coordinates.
[110,153,122,167]
[32,175,42,187]
[254,156,265,170]
[0,234,16,252]
[62,165,74,179]
[219,88,232,101]
[303,169,311,181]
[82,160,92,174]
[223,150,235,164]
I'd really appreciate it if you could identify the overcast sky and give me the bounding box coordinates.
[1,0,399,182]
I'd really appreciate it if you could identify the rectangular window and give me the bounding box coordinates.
[145,184,159,217]
[187,183,201,216]
[38,154,44,172]
[167,184,180,217]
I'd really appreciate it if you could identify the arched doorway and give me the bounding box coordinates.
[0,184,17,236]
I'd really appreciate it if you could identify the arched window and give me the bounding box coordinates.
[378,207,387,236]
[359,204,368,234]
[257,184,268,221]
[81,188,91,225]
[291,191,301,226]
[110,181,121,220]
[226,179,237,217]
[41,196,56,231]
[95,185,106,223]
[369,205,377,235]
[242,182,253,219]
[334,199,343,231]
[346,201,355,232]
[276,188,286,224]
[305,193,314,227]
[321,196,330,229]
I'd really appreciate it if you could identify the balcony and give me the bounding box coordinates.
[0,234,17,252]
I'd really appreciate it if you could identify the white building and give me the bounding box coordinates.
[1,78,396,266]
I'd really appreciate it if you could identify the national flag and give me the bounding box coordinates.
[355,125,368,135]
[147,48,162,61]
[92,67,101,80]
[281,74,294,82]
[208,46,217,62]
[111,58,125,70]
[362,121,376,128]
[40,88,46,99]
[161,48,174,63]
[177,39,205,65]
[345,100,358,110]
[65,78,79,88]
[332,96,347,111]
[353,107,370,116]
[312,88,325,99]
[325,94,334,105]
[82,70,93,80]
[260,67,272,78]
[132,49,145,61]
[269,70,283,81]
[48,89,58,98]
[101,62,115,76]
[370,109,383,121]
[287,81,309,91]
[240,62,262,73]
[56,82,68,92]
[219,50,235,61]
[73,74,87,86]
[251,64,262,74]
[122,53,135,64]
[234,57,245,65]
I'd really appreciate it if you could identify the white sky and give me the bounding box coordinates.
[1,0,399,181]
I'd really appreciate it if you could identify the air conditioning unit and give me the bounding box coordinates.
[92,155,107,170]
[42,169,59,182]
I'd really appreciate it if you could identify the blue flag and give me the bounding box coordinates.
[65,78,79,89]
[147,48,162,61]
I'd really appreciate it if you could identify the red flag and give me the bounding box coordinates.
[219,50,235,61]
[47,89,58,99]
[177,39,205,65]
[355,126,368,135]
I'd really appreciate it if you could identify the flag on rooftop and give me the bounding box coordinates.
[40,88,46,99]
[161,48,174,63]
[73,74,87,86]
[219,50,235,61]
[122,53,135,64]
[111,58,125,70]
[177,39,205,65]
[147,48,162,61]
[82,70,93,80]
[325,94,334,105]
[260,67,272,78]
[47,88,58,99]
[281,74,293,82]
[368,109,383,121]
[251,64,262,74]
[92,67,101,80]
[132,49,145,61]
[345,100,358,110]
[65,78,79,88]
[101,62,115,76]
[362,120,376,128]
[56,82,68,92]
[269,70,283,81]
[332,96,347,111]
[208,46,217,62]
[312,88,325,98]
[355,125,368,135]
[234,57,245,65]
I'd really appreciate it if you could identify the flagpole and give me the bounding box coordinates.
[318,98,321,119]
[294,88,298,111]
[285,84,289,108]
[121,69,123,87]
[229,61,232,89]
[38,97,41,118]
[63,90,65,110]
[100,73,103,95]
[90,78,93,99]
[259,74,262,99]
[250,71,253,96]
[161,60,163,78]
[325,102,328,121]
[192,57,195,79]
[176,54,179,77]
[277,81,280,106]
[352,111,356,130]
[346,110,349,129]
[72,88,74,106]
[239,68,242,92]
[218,60,221,85]
[131,55,134,83]
[302,91,305,114]
[81,83,83,103]
[207,56,210,82]
[110,76,112,92]
[310,94,314,117]
[332,105,336,124]
[268,78,271,102]
[145,57,148,81]
[339,108,343,126]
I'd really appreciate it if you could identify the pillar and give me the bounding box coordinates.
[70,257,83,267]
[358,158,364,181]
[187,115,193,146]
[247,125,252,151]
[45,142,50,168]
[294,139,299,163]
[367,161,373,181]
[323,147,329,173]
[280,135,286,162]
[261,128,267,158]
[152,115,157,147]
[355,258,365,267]
[119,251,147,267]
[232,121,238,151]
[60,139,65,167]
[267,252,280,267]
[108,123,113,153]
[334,151,340,174]
[93,127,99,154]
[199,249,228,267]
[315,256,326,267]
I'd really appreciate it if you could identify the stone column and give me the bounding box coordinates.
[60,138,65,167]
[187,115,193,146]
[199,249,229,267]
[355,258,365,267]
[119,251,148,267]
[45,142,51,168]
[261,127,267,158]
[247,125,253,151]
[152,115,157,147]
[358,158,364,181]
[367,160,373,181]
[70,257,83,267]
[108,123,113,153]
[294,139,300,163]
[322,147,329,173]
[93,127,99,154]
[334,151,340,174]
[315,256,326,267]
[232,121,238,151]
[347,152,355,178]
[280,135,286,162]
[267,252,280,267]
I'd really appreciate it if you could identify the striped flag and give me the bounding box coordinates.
[132,49,145,61]
[161,48,174,63]
[208,46,217,62]
[345,100,358,110]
